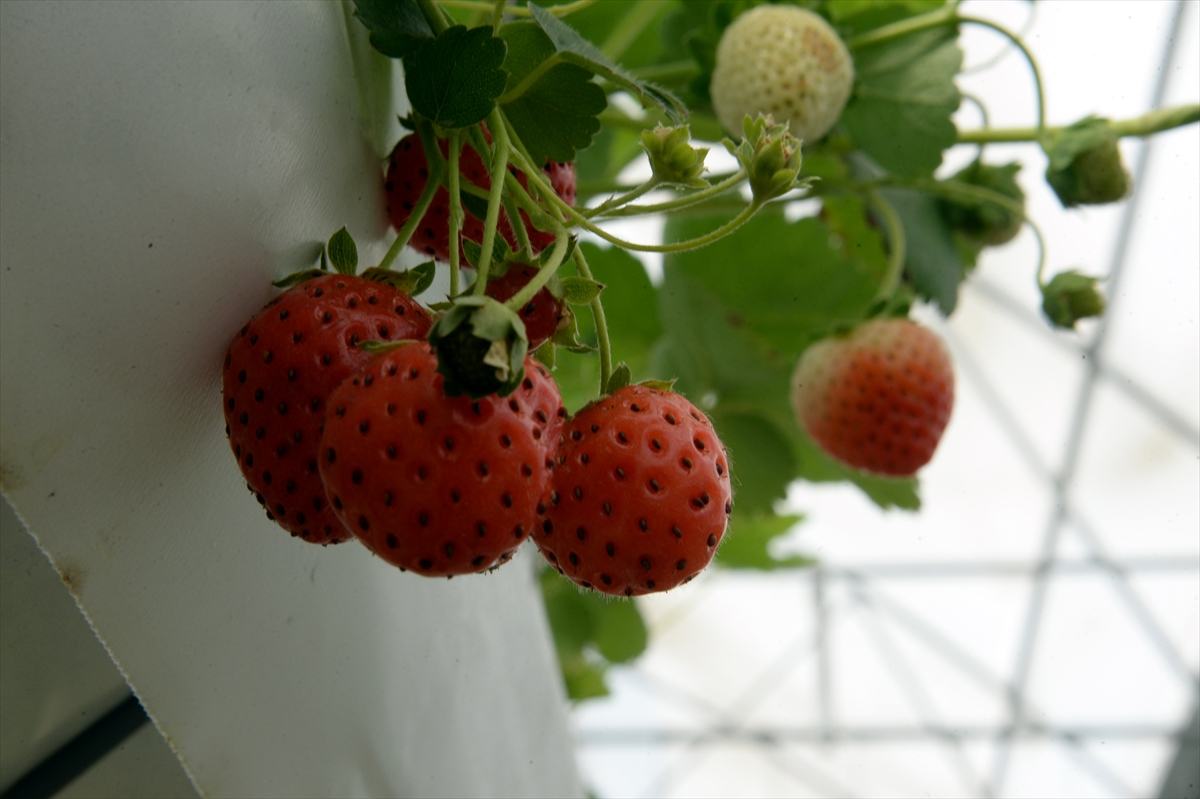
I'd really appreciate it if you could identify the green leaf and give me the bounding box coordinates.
[327,227,358,275]
[716,512,814,571]
[880,187,965,314]
[606,362,633,394]
[538,567,648,701]
[828,0,946,30]
[272,268,326,289]
[663,209,886,359]
[592,598,648,664]
[841,26,962,177]
[560,0,679,71]
[361,262,436,297]
[506,67,608,167]
[528,4,687,121]
[792,428,921,510]
[559,276,604,305]
[560,654,610,701]
[654,212,917,511]
[353,0,433,59]
[404,26,508,129]
[710,411,796,515]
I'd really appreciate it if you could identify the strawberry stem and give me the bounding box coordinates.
[590,169,748,218]
[502,230,570,313]
[447,128,465,297]
[586,177,664,217]
[571,245,613,395]
[472,109,512,295]
[415,0,450,34]
[955,15,1047,140]
[379,119,446,271]
[958,103,1200,144]
[507,139,768,253]
[865,189,905,303]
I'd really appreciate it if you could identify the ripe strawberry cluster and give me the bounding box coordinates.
[222,273,732,594]
[222,130,733,593]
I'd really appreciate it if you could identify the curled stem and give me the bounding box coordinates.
[956,15,1047,138]
[594,170,748,218]
[847,6,1047,142]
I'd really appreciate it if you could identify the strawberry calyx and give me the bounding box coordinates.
[270,227,437,299]
[640,125,710,189]
[428,295,529,398]
[725,114,810,203]
[1041,270,1106,329]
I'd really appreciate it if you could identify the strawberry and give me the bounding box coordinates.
[532,385,733,597]
[790,318,955,477]
[482,263,567,349]
[384,130,576,262]
[223,274,433,543]
[317,342,565,576]
[710,5,854,143]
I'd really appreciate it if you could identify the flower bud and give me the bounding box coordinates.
[641,125,710,188]
[1042,270,1106,329]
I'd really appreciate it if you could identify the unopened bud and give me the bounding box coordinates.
[1042,270,1106,329]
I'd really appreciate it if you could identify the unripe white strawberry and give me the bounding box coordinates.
[710,6,854,143]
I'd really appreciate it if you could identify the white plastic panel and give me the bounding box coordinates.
[0,3,581,797]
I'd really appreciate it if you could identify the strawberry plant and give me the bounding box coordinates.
[220,0,1197,700]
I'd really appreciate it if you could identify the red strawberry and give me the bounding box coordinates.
[483,264,567,349]
[533,385,732,596]
[790,318,955,477]
[384,130,575,262]
[223,274,433,543]
[317,342,565,576]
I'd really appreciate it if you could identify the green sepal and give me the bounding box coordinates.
[636,378,676,393]
[271,268,327,289]
[357,339,418,355]
[552,308,594,354]
[462,236,514,271]
[361,261,436,297]
[559,276,604,306]
[604,362,633,395]
[327,227,358,275]
[1041,270,1106,329]
[428,295,529,397]
[533,340,556,370]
